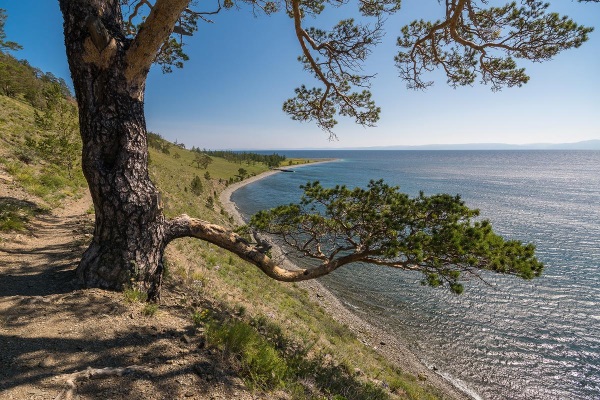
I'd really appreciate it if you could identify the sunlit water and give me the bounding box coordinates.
[232,150,600,400]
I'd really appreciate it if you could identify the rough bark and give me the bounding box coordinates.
[166,215,366,281]
[59,0,167,300]
[58,0,356,301]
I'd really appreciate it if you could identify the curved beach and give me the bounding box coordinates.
[219,162,472,400]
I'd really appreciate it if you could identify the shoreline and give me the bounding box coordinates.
[218,160,472,400]
[219,159,339,226]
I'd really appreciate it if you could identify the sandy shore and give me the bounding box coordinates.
[218,161,473,400]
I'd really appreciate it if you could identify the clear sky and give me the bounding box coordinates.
[2,1,599,149]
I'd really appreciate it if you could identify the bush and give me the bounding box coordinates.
[124,288,148,303]
[206,319,289,390]
[190,175,203,196]
[142,303,159,316]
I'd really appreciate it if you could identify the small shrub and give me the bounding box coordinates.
[0,199,39,232]
[191,309,211,326]
[124,288,148,303]
[190,175,203,195]
[142,303,158,317]
[206,319,288,390]
[235,304,246,317]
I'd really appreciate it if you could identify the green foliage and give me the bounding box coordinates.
[30,83,80,177]
[142,303,159,316]
[206,319,289,390]
[0,52,71,108]
[190,175,203,196]
[147,132,172,154]
[0,9,21,52]
[193,152,213,169]
[191,309,212,326]
[237,168,248,180]
[194,148,286,168]
[0,198,41,232]
[0,54,85,205]
[250,180,543,293]
[395,2,593,91]
[124,288,148,303]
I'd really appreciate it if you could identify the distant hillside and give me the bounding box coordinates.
[360,139,600,151]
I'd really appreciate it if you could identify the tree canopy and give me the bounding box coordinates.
[118,0,593,135]
[0,8,22,52]
[249,180,543,294]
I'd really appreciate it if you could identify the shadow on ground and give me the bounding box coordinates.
[0,324,245,399]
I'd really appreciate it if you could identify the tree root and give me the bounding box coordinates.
[54,365,152,400]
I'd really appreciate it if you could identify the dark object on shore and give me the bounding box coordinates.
[274,168,295,172]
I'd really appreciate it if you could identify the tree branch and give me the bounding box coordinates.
[124,0,190,90]
[396,0,593,91]
[165,214,364,281]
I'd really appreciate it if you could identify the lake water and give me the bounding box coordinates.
[231,150,600,400]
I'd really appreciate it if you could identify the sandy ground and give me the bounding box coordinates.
[0,181,275,400]
[219,164,472,400]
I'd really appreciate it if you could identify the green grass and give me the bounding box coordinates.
[0,95,87,206]
[142,303,159,317]
[203,309,439,400]
[0,197,44,232]
[124,288,148,303]
[206,318,289,390]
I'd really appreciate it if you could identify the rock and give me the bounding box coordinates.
[38,356,54,368]
[181,334,192,344]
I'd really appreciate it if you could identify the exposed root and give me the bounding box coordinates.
[54,365,152,400]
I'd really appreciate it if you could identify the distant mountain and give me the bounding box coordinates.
[359,139,600,151]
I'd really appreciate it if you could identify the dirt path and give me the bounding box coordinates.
[0,185,266,400]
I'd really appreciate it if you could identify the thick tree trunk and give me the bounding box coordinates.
[58,0,321,301]
[59,0,166,300]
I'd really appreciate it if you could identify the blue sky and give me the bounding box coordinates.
[2,1,599,149]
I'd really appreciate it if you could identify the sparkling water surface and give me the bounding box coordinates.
[232,151,600,400]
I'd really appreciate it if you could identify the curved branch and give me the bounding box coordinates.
[125,0,189,90]
[291,0,331,90]
[165,215,364,282]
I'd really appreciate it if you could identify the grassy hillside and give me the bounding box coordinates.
[0,94,86,207]
[143,139,446,399]
[0,90,449,399]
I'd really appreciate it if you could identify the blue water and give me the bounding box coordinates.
[232,151,600,400]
